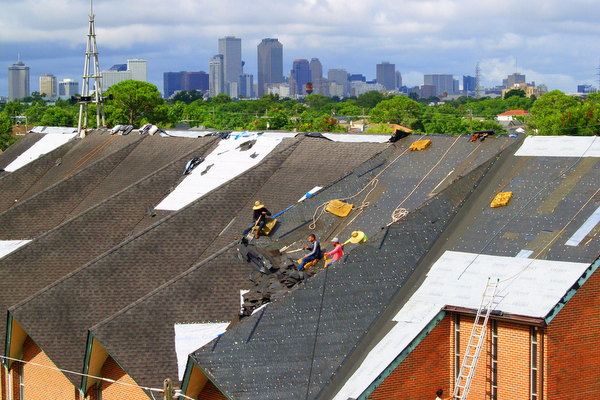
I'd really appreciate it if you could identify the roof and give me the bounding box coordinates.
[497,109,530,116]
[189,135,600,400]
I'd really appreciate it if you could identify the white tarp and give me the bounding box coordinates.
[322,133,390,143]
[565,206,600,246]
[29,126,77,134]
[174,323,229,380]
[4,133,77,172]
[155,133,288,210]
[159,130,214,138]
[514,135,600,157]
[297,186,322,202]
[333,251,589,400]
[0,240,31,259]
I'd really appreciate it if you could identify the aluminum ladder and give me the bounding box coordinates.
[453,278,500,400]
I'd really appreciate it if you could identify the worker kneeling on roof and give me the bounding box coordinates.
[242,201,271,239]
[297,234,322,270]
[324,237,344,266]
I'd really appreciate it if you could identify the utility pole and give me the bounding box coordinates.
[163,378,173,400]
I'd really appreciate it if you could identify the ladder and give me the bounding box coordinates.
[453,278,500,400]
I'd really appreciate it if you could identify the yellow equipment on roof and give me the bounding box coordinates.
[326,200,354,217]
[409,139,432,151]
[490,192,513,208]
[251,217,278,236]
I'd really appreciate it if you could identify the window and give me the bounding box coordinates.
[531,327,538,400]
[491,320,498,400]
[18,362,24,400]
[454,314,461,380]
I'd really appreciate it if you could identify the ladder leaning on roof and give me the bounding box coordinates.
[453,278,500,400]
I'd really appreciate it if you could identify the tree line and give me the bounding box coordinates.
[1,80,598,151]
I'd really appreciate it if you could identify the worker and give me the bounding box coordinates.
[435,389,451,400]
[297,234,322,270]
[242,201,271,239]
[324,237,344,266]
[343,230,368,246]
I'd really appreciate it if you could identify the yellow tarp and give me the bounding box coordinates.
[490,192,513,208]
[409,139,432,151]
[326,200,354,217]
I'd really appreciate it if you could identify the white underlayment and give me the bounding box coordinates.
[0,240,31,259]
[174,323,229,380]
[333,251,589,400]
[155,132,287,211]
[29,126,77,134]
[322,133,389,143]
[4,132,77,172]
[514,135,600,157]
[565,206,600,246]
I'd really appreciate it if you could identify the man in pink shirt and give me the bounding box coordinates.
[324,237,344,267]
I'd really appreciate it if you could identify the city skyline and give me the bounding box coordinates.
[1,0,600,96]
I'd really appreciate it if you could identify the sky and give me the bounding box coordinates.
[1,0,600,97]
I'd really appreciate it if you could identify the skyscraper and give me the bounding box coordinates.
[257,38,283,97]
[376,62,395,90]
[424,73,456,96]
[290,59,311,96]
[39,74,57,98]
[8,59,30,101]
[218,37,242,97]
[209,54,225,97]
[58,79,79,99]
[127,59,147,81]
[463,75,476,96]
[309,58,323,81]
[505,73,526,88]
[239,73,254,98]
[395,70,402,90]
[183,72,209,92]
[163,72,185,98]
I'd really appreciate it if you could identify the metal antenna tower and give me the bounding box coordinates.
[475,62,482,98]
[77,0,106,138]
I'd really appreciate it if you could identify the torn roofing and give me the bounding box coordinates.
[85,137,390,390]
[7,137,302,386]
[263,134,515,255]
[0,135,220,354]
[0,135,219,240]
[189,155,498,400]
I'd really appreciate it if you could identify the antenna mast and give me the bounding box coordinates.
[77,0,106,138]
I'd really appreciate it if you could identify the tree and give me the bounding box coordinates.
[40,106,76,126]
[304,94,331,110]
[369,95,422,128]
[0,113,16,150]
[528,90,582,135]
[504,89,526,99]
[106,80,165,126]
[356,91,385,109]
[170,90,205,104]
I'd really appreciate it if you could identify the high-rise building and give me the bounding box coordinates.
[163,72,185,98]
[424,73,456,96]
[327,68,349,97]
[257,38,284,97]
[209,54,225,97]
[218,37,242,97]
[309,58,323,81]
[183,72,209,92]
[58,79,79,99]
[127,59,147,82]
[101,70,132,90]
[239,73,254,98]
[504,73,526,88]
[376,62,395,91]
[349,74,366,82]
[8,59,30,101]
[109,64,127,71]
[395,70,402,90]
[577,84,597,94]
[290,59,311,96]
[39,74,57,98]
[463,75,476,96]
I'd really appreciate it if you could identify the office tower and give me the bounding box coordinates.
[183,72,209,92]
[577,84,597,94]
[376,62,395,90]
[505,73,526,88]
[239,73,254,98]
[257,38,284,97]
[209,54,225,97]
[309,58,323,81]
[39,74,57,98]
[218,36,242,97]
[127,59,147,81]
[58,79,79,99]
[349,74,366,82]
[424,73,455,96]
[290,59,311,96]
[463,75,476,96]
[163,72,185,98]
[327,68,349,97]
[395,70,402,90]
[101,70,132,90]
[8,59,30,101]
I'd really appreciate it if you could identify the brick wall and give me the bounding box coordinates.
[368,316,452,400]
[546,267,600,398]
[97,356,150,400]
[198,379,228,400]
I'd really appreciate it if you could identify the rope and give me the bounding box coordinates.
[389,134,463,224]
[65,134,117,177]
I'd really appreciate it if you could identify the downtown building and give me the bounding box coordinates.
[38,74,57,99]
[376,61,395,91]
[424,73,459,97]
[58,79,79,99]
[257,38,284,97]
[101,59,148,91]
[163,72,209,99]
[8,60,30,101]
[218,36,243,98]
[209,55,225,97]
[289,59,311,97]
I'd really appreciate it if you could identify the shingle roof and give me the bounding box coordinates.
[497,109,530,116]
[87,138,389,389]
